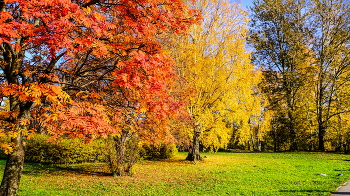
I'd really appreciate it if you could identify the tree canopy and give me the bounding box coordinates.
[0,0,199,194]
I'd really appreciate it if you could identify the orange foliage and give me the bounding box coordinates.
[0,0,200,148]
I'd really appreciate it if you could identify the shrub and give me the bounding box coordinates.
[140,143,178,160]
[25,134,107,164]
[0,135,178,164]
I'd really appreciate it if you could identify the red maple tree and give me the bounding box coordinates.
[0,0,200,195]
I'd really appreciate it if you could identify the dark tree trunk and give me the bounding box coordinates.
[0,132,26,196]
[287,99,298,151]
[186,123,202,161]
[316,79,326,152]
[0,107,31,196]
[318,124,326,151]
[289,124,298,151]
[273,123,278,152]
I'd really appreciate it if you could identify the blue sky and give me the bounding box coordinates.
[238,0,254,10]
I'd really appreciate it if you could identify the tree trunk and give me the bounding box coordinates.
[273,122,279,152]
[107,129,138,176]
[0,132,26,196]
[251,135,255,151]
[114,134,127,176]
[0,107,31,196]
[316,77,325,151]
[107,129,128,176]
[257,138,262,152]
[318,124,326,151]
[289,127,298,151]
[186,123,202,161]
[287,105,298,151]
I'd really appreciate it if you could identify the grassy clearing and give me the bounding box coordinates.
[2,152,350,195]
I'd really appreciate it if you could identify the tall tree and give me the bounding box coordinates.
[250,0,312,151]
[308,0,350,151]
[250,0,350,151]
[0,0,199,194]
[168,0,263,160]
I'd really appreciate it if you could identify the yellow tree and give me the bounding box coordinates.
[168,0,267,160]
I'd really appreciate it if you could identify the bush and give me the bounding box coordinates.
[140,143,178,160]
[0,135,178,164]
[25,134,107,164]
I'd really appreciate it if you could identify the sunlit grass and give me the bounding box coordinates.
[1,152,350,195]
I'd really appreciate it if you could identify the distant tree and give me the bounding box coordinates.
[250,0,350,152]
[250,0,315,151]
[308,0,350,151]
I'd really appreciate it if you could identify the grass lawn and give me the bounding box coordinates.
[2,152,350,195]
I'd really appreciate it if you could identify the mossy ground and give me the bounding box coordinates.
[2,152,350,195]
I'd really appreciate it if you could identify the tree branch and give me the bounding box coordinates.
[82,0,100,8]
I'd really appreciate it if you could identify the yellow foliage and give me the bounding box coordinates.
[168,0,269,150]
[1,143,13,154]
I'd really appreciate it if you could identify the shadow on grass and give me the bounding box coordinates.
[331,192,350,195]
[140,156,195,164]
[279,189,329,194]
[21,162,111,177]
[158,158,191,163]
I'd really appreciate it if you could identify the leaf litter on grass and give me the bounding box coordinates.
[5,152,350,195]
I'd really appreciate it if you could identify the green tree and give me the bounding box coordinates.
[308,0,350,151]
[250,0,350,152]
[250,0,314,151]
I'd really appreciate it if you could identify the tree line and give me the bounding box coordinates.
[249,0,350,152]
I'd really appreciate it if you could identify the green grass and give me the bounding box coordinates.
[2,152,350,195]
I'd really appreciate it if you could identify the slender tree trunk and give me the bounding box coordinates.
[251,135,255,151]
[186,123,202,161]
[318,124,326,151]
[287,90,298,151]
[0,108,31,196]
[273,123,277,152]
[316,71,326,152]
[289,119,298,151]
[316,91,325,151]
